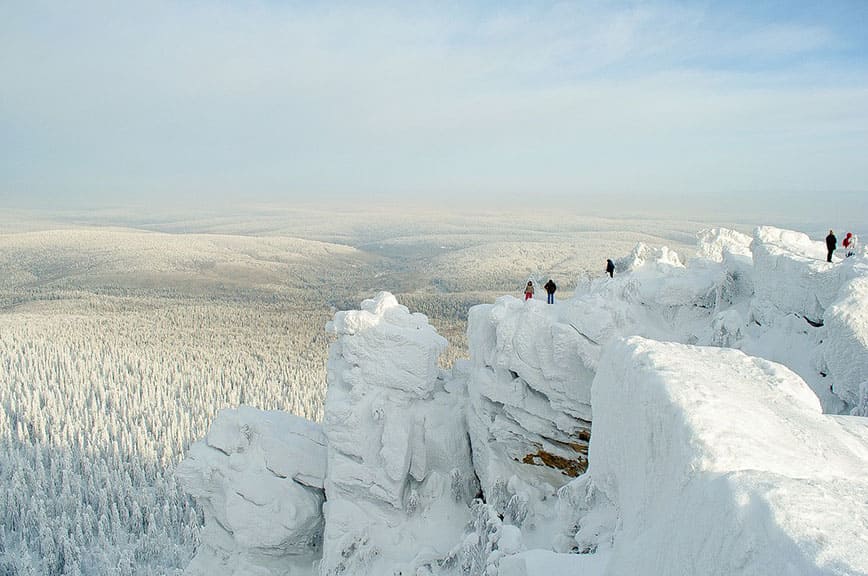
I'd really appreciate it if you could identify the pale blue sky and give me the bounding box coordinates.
[1,1,866,216]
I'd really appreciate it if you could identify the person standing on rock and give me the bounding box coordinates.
[524,280,534,301]
[843,232,858,257]
[826,230,837,262]
[544,279,557,304]
[606,259,615,278]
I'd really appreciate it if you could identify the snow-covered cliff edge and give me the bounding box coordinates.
[529,337,868,576]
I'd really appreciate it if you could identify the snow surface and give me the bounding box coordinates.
[180,226,868,575]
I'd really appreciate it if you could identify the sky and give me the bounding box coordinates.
[1,0,867,218]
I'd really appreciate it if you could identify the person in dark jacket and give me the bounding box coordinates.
[544,279,557,304]
[606,259,615,278]
[826,230,837,262]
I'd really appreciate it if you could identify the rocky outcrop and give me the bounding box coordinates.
[824,276,868,408]
[558,337,868,576]
[321,292,475,575]
[175,406,326,576]
[750,226,849,325]
[465,297,594,516]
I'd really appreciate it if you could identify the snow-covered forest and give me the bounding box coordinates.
[0,210,704,575]
[0,300,332,574]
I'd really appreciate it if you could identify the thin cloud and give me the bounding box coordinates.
[0,1,866,210]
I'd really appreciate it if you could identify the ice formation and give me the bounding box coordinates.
[180,226,868,576]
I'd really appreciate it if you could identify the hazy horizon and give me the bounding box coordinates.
[2,189,865,242]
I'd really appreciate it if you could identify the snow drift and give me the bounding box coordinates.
[179,225,868,575]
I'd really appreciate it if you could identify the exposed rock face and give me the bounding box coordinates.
[175,406,326,576]
[321,292,475,576]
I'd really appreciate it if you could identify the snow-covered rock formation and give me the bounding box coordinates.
[176,406,326,575]
[519,337,868,576]
[321,292,475,575]
[751,227,851,326]
[823,276,868,408]
[465,298,593,527]
[179,225,868,576]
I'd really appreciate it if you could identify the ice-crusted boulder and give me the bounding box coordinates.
[695,228,755,314]
[577,228,867,413]
[321,292,475,575]
[468,227,868,573]
[551,337,868,576]
[608,240,734,324]
[176,406,326,576]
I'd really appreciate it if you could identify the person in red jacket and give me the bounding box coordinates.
[843,232,858,257]
[524,280,534,300]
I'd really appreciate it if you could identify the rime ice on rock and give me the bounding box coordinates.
[466,296,594,518]
[695,227,753,263]
[750,226,850,325]
[462,233,752,530]
[824,277,868,407]
[176,406,326,576]
[321,292,475,575]
[461,232,754,518]
[746,226,868,411]
[618,241,684,273]
[563,337,868,576]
